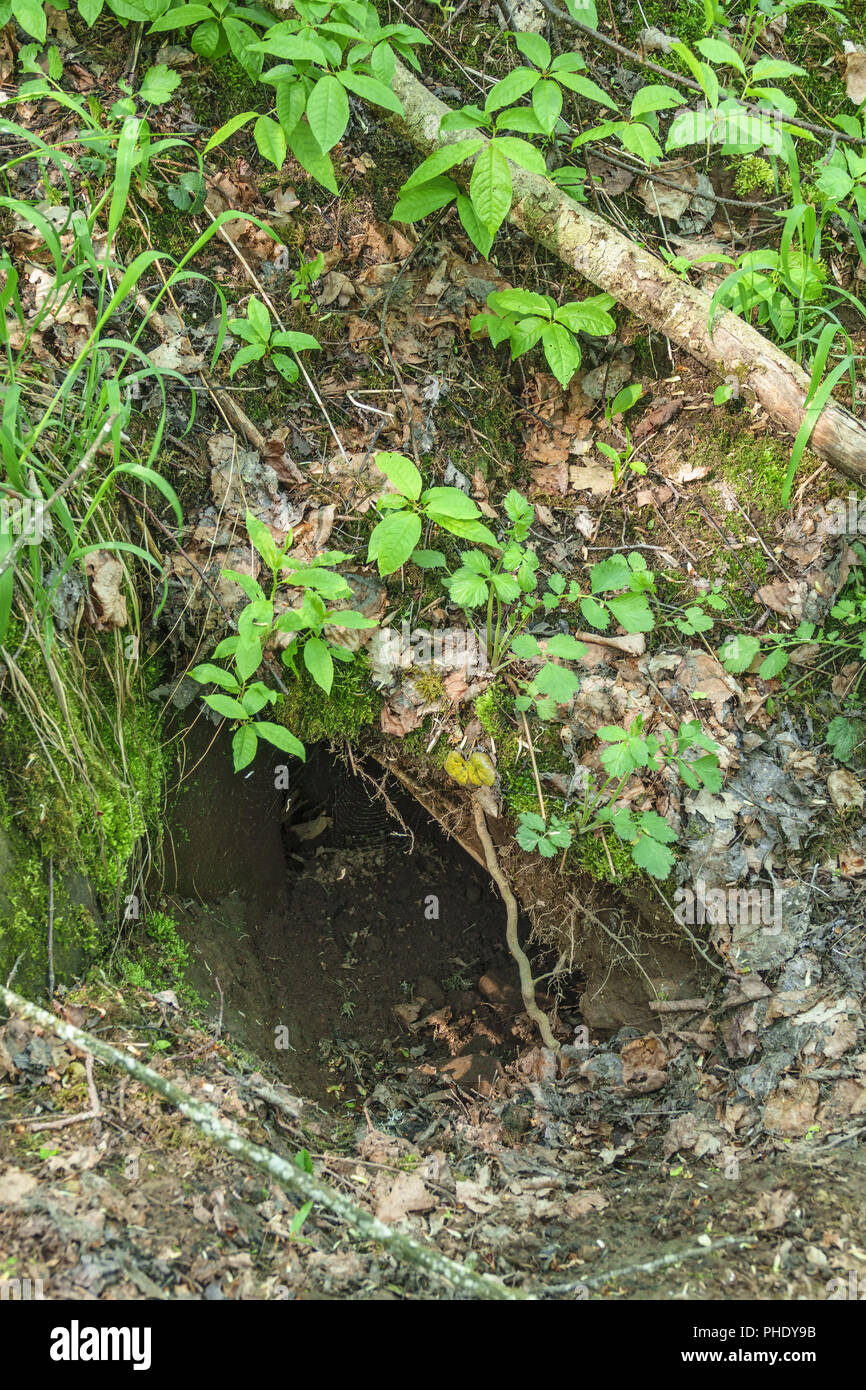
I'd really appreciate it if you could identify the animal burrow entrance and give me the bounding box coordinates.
[164,725,581,1104]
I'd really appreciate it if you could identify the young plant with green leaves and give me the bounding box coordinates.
[708,226,830,356]
[12,51,211,224]
[671,582,729,638]
[516,715,721,878]
[595,383,647,489]
[392,19,616,254]
[228,295,320,382]
[506,553,655,721]
[366,452,498,577]
[148,0,274,80]
[0,107,241,651]
[441,511,655,722]
[813,114,866,226]
[470,288,616,389]
[592,717,721,876]
[515,811,574,859]
[436,491,656,718]
[440,493,589,716]
[286,251,325,308]
[719,545,866,689]
[202,0,427,182]
[571,8,844,170]
[189,512,375,770]
[0,90,244,890]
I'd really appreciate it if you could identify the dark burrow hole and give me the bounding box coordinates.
[163,723,580,1109]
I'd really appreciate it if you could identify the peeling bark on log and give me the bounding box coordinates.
[389,61,866,487]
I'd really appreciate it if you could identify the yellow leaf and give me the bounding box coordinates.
[466,751,496,786]
[444,751,469,785]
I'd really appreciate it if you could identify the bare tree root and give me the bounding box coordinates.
[471,798,560,1052]
[0,985,527,1301]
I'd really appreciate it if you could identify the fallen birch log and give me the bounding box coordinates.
[390,61,866,488]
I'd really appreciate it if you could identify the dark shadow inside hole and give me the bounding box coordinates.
[162,724,578,1105]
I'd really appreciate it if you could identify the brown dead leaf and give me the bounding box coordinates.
[0,29,14,84]
[295,504,336,556]
[586,155,633,197]
[748,1187,796,1230]
[148,335,204,374]
[569,462,614,495]
[346,314,377,344]
[565,1189,608,1217]
[85,551,127,630]
[523,373,593,464]
[210,169,260,210]
[517,1046,558,1081]
[639,159,697,221]
[827,768,864,814]
[721,1002,760,1059]
[439,1053,502,1094]
[673,649,739,715]
[358,1127,411,1164]
[573,630,645,658]
[835,843,866,876]
[389,328,425,367]
[621,1035,668,1088]
[818,1080,866,1126]
[270,187,299,221]
[422,259,449,299]
[844,43,866,106]
[393,1001,422,1028]
[763,1078,819,1136]
[381,699,427,737]
[455,1176,498,1213]
[662,1112,698,1158]
[787,643,821,668]
[262,429,304,484]
[530,462,569,495]
[390,227,415,259]
[241,222,281,261]
[442,670,469,703]
[632,397,682,441]
[821,1016,859,1062]
[0,1168,38,1206]
[668,461,711,485]
[318,270,355,307]
[832,662,861,699]
[757,577,809,620]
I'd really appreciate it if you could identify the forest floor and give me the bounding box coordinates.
[2,0,866,1301]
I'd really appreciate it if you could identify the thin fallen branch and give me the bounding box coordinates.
[649,997,709,1013]
[15,1052,102,1132]
[471,797,559,1051]
[577,1231,757,1291]
[5,953,23,989]
[46,857,54,1001]
[389,62,866,485]
[0,985,526,1301]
